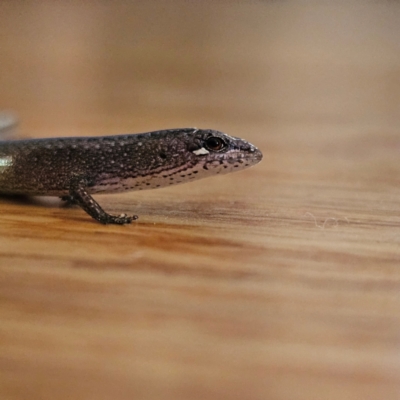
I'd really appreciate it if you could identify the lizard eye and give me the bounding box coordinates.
[204,136,226,152]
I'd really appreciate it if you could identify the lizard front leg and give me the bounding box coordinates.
[69,177,138,224]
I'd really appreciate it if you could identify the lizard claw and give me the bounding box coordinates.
[101,213,138,225]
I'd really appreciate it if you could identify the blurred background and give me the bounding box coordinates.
[1,1,400,400]
[1,1,399,132]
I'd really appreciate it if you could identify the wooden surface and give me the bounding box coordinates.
[1,2,400,399]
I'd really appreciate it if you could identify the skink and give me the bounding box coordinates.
[0,114,262,224]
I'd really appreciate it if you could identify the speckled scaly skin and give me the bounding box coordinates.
[0,116,263,224]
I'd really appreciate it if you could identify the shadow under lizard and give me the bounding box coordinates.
[0,114,263,224]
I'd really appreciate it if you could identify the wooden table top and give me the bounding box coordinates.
[1,2,400,399]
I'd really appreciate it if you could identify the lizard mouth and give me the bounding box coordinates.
[200,145,263,173]
[228,146,263,165]
[248,147,263,163]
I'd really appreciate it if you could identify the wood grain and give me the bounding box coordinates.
[1,1,400,399]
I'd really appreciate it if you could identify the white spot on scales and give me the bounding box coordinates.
[0,155,13,173]
[192,147,209,156]
[0,156,13,167]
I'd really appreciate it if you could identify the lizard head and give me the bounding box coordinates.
[184,128,263,177]
[139,128,263,188]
